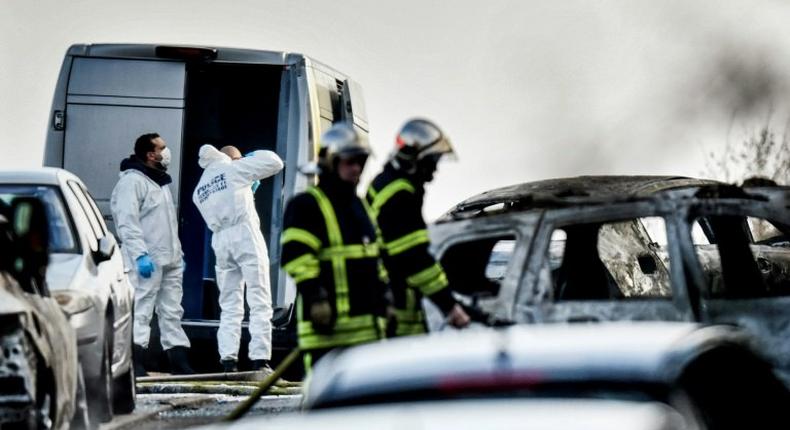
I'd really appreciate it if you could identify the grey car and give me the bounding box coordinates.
[425,176,790,380]
[0,168,135,423]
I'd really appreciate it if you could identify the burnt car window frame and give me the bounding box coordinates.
[519,200,691,308]
[683,198,790,300]
[431,212,535,316]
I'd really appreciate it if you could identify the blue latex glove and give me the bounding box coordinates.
[244,152,262,194]
[136,254,155,279]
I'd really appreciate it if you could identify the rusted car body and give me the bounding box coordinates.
[427,176,790,381]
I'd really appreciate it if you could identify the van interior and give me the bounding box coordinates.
[178,63,283,320]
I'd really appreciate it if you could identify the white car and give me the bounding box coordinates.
[0,168,135,422]
[216,399,689,430]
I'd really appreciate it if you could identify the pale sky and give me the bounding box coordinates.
[3,0,790,218]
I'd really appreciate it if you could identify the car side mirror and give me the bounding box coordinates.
[93,235,116,264]
[10,197,50,296]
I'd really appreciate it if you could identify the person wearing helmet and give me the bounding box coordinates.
[280,122,389,370]
[367,118,470,336]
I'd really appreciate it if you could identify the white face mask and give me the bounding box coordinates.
[159,147,172,169]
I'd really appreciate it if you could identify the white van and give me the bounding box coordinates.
[44,43,369,361]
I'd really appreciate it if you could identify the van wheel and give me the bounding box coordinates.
[87,331,113,423]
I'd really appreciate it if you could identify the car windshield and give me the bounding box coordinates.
[0,185,78,253]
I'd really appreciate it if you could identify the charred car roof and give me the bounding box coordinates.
[436,175,788,221]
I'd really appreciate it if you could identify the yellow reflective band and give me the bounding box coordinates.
[396,322,427,337]
[298,314,383,349]
[281,228,322,251]
[385,229,430,256]
[378,261,389,283]
[406,263,449,296]
[299,329,381,349]
[370,179,415,216]
[394,309,425,324]
[420,272,449,296]
[307,187,342,246]
[318,243,380,260]
[307,187,350,315]
[283,253,320,283]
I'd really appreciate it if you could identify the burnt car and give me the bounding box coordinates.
[425,176,790,380]
[303,322,790,429]
[0,168,136,422]
[0,197,90,429]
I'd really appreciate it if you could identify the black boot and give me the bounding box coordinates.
[165,346,195,375]
[221,359,238,373]
[250,359,273,372]
[133,344,148,377]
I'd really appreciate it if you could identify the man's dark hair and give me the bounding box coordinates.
[134,133,161,160]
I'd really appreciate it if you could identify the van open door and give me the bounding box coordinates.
[58,57,187,232]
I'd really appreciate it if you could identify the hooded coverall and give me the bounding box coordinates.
[111,157,190,350]
[192,145,284,362]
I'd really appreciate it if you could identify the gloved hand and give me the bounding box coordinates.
[136,254,155,279]
[251,180,260,194]
[385,305,399,338]
[446,303,471,329]
[309,300,335,335]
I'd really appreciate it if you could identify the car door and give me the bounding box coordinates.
[60,57,186,235]
[518,202,695,324]
[679,195,790,380]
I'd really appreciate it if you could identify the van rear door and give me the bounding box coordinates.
[61,57,186,233]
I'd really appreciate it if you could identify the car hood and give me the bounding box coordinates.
[45,253,82,291]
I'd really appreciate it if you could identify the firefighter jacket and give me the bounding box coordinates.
[367,163,456,336]
[281,175,388,350]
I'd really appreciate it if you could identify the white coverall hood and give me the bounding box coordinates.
[198,144,230,169]
[192,147,284,361]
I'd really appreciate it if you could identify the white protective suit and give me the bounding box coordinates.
[192,145,284,361]
[110,168,190,350]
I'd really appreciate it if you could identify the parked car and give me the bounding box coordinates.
[303,322,790,429]
[0,197,90,429]
[219,399,690,430]
[425,176,790,380]
[0,168,135,422]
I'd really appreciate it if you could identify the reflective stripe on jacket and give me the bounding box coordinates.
[367,165,455,336]
[281,183,387,349]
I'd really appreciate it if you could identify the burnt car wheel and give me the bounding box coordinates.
[87,325,113,423]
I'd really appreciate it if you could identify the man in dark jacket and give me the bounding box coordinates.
[367,118,470,336]
[280,123,389,370]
